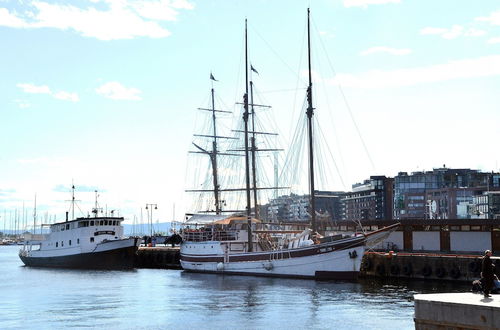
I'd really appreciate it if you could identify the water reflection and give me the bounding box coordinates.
[0,246,470,330]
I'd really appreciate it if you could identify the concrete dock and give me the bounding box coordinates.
[414,293,500,329]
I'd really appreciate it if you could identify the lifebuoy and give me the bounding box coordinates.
[435,267,446,278]
[390,264,400,275]
[422,265,432,277]
[376,264,386,276]
[402,264,413,276]
[450,267,461,279]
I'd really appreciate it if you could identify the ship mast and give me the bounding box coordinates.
[71,184,76,220]
[243,19,253,252]
[306,8,317,233]
[250,80,259,219]
[189,76,235,214]
[210,84,222,214]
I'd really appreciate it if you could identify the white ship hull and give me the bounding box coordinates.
[181,236,366,279]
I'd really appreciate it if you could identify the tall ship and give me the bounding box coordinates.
[19,188,140,269]
[180,10,399,280]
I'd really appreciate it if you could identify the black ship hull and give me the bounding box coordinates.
[19,243,138,270]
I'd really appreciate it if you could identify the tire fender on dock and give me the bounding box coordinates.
[449,266,461,279]
[376,264,386,276]
[390,264,400,276]
[362,257,373,271]
[402,263,413,276]
[435,267,446,278]
[422,265,432,277]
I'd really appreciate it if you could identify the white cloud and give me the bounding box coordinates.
[13,99,31,109]
[421,25,487,40]
[328,55,500,89]
[488,37,500,44]
[53,91,79,102]
[17,83,79,102]
[420,25,463,39]
[360,46,412,56]
[17,83,51,94]
[464,28,486,37]
[0,0,194,40]
[0,8,28,27]
[343,0,400,8]
[96,81,142,100]
[129,0,193,21]
[476,10,500,26]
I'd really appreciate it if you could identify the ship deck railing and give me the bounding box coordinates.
[183,230,239,242]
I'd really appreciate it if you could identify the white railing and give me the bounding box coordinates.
[183,230,238,242]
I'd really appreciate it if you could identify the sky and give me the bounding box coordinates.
[1,0,499,229]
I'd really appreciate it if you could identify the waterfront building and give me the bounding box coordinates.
[266,193,310,222]
[342,176,393,221]
[393,167,500,220]
[471,191,500,219]
[315,190,345,221]
[265,191,345,223]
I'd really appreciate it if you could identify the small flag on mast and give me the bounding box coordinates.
[210,73,218,81]
[250,64,259,75]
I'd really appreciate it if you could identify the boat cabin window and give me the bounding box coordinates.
[66,224,70,230]
[61,225,65,231]
[69,240,72,246]
[90,237,94,243]
[61,241,64,247]
[56,242,58,247]
[77,238,80,244]
[100,221,104,226]
[78,221,90,228]
[90,221,94,226]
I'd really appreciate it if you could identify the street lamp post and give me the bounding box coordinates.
[145,203,158,238]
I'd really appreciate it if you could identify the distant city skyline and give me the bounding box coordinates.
[1,0,499,227]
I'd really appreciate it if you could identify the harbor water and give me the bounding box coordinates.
[0,246,469,329]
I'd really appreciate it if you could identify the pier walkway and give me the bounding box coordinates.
[414,292,500,329]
